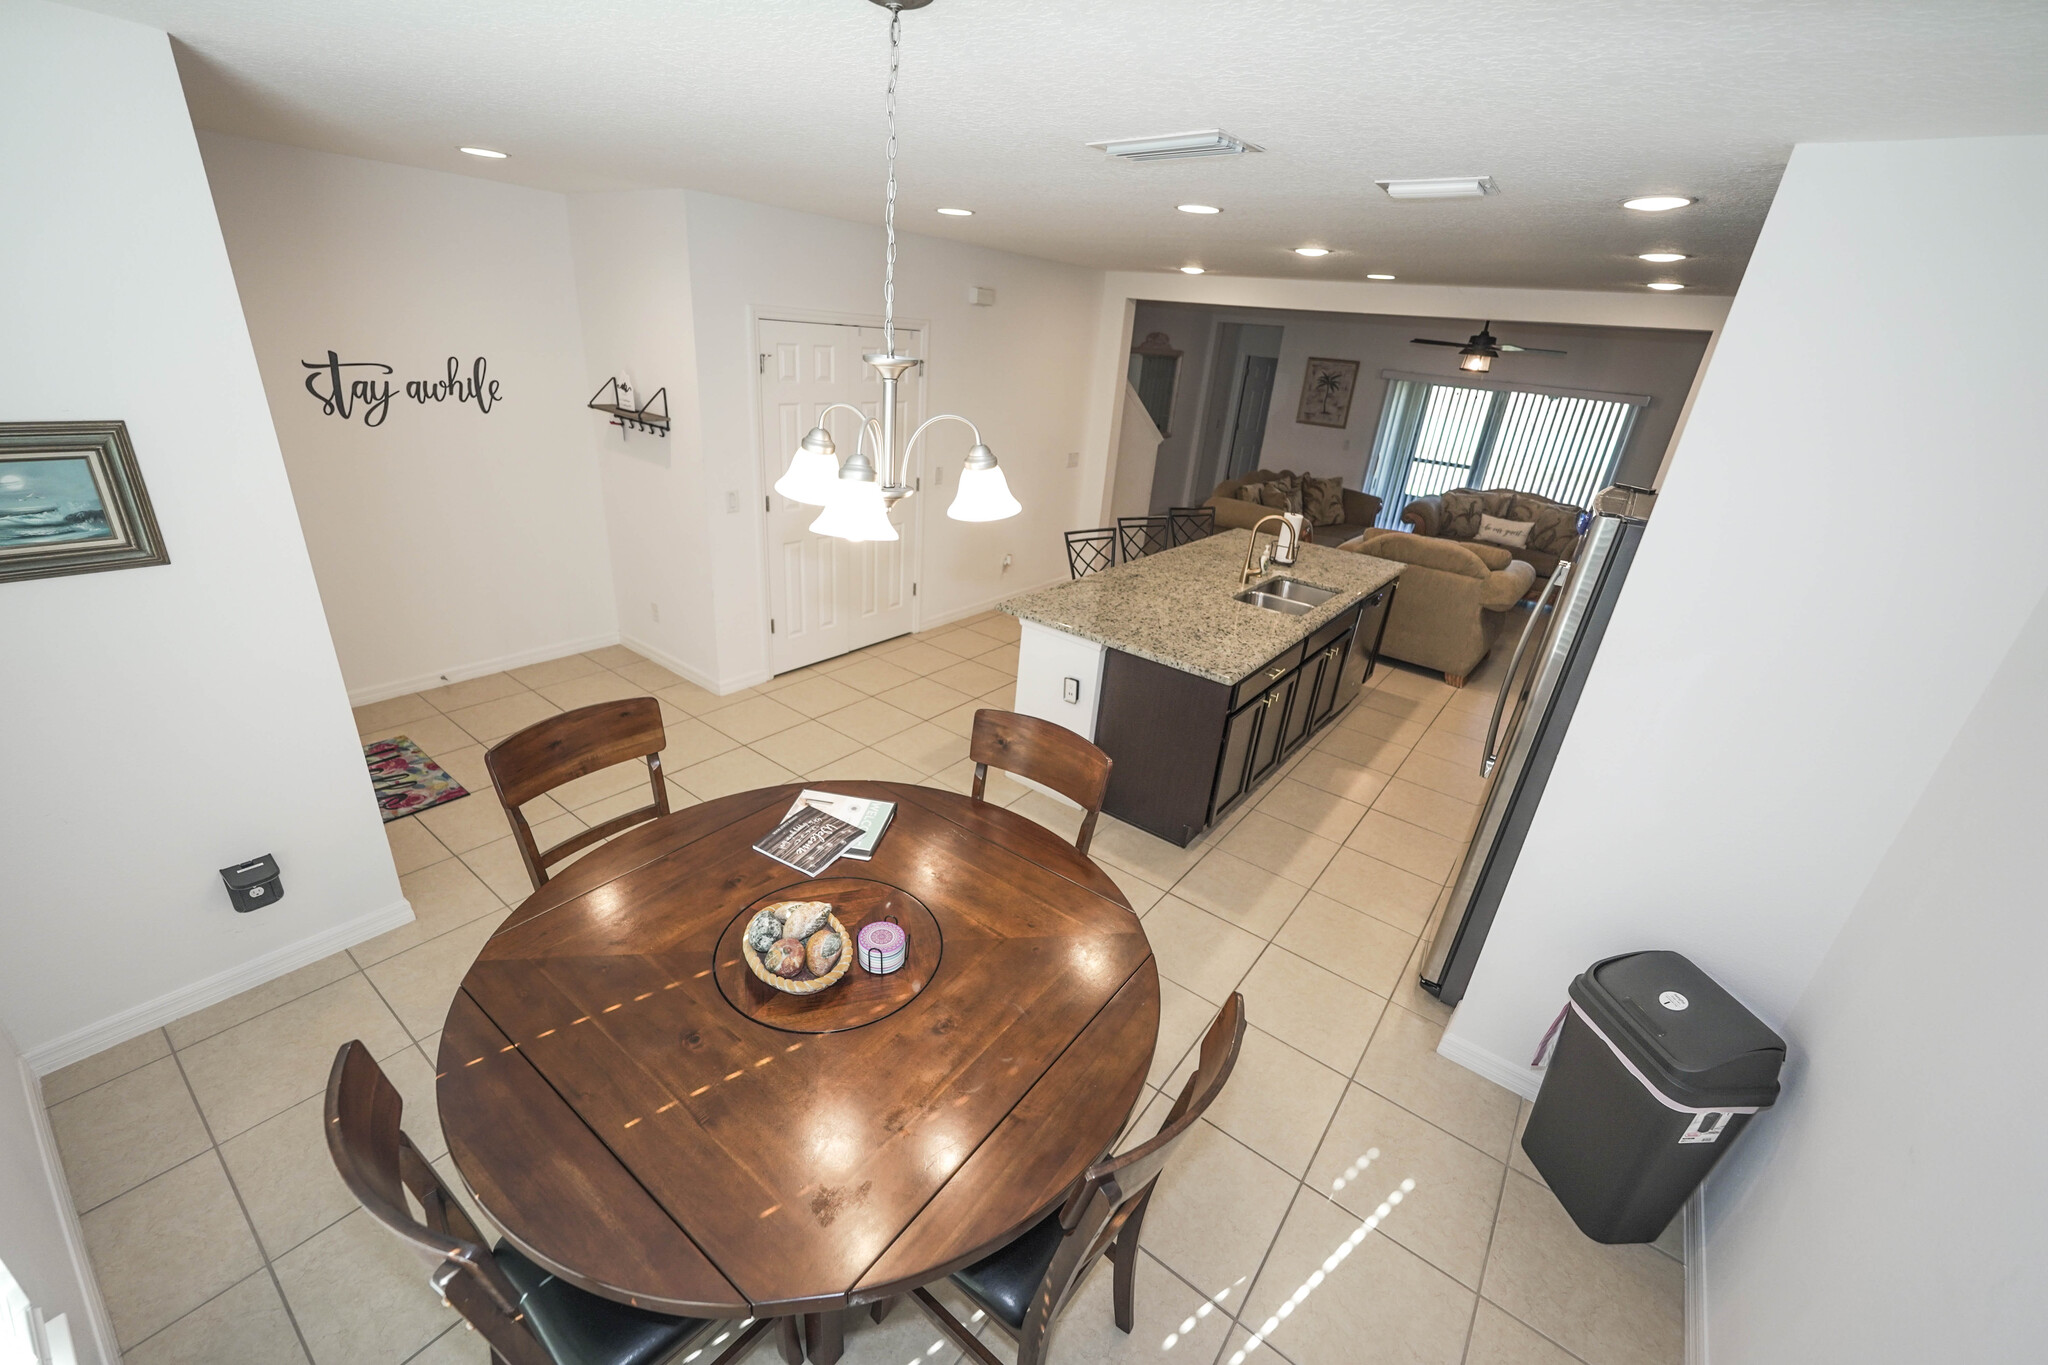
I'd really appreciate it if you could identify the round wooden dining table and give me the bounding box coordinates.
[436,781,1159,1363]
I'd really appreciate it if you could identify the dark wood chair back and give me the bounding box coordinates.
[324,1041,553,1365]
[1167,506,1216,546]
[485,697,669,891]
[969,709,1112,856]
[911,995,1246,1365]
[1116,515,1172,562]
[1064,528,1117,580]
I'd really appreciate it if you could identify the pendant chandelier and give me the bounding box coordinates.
[773,0,1020,542]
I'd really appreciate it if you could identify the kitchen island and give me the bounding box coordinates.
[1001,531,1402,846]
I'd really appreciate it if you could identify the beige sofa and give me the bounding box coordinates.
[1341,530,1536,686]
[1206,469,1382,546]
[1400,488,1584,580]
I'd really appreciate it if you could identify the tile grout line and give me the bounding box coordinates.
[163,1041,318,1365]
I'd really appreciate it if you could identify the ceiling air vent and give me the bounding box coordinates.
[1088,130,1263,162]
[1376,177,1499,200]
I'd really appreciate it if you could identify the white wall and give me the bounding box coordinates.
[201,134,620,703]
[1697,582,2048,1359]
[1087,275,1727,524]
[0,1023,114,1365]
[565,191,721,688]
[1439,135,2048,1096]
[1108,384,1164,520]
[0,3,404,1067]
[1132,301,1221,509]
[678,191,1104,689]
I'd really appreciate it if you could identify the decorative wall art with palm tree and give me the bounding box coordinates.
[1296,356,1362,428]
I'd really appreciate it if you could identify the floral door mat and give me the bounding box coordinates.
[366,737,470,822]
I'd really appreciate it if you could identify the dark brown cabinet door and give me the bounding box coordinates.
[1280,651,1327,755]
[1247,673,1299,786]
[1306,634,1351,731]
[1210,695,1266,821]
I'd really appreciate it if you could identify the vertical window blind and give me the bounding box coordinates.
[1364,377,1641,529]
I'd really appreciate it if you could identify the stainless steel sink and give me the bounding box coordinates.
[1234,577,1338,614]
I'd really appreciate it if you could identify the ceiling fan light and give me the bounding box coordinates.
[809,455,899,542]
[774,426,843,506]
[1458,350,1494,373]
[947,446,1021,522]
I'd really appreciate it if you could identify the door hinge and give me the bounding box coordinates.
[912,582,918,596]
[764,495,771,512]
[759,352,768,374]
[770,618,776,634]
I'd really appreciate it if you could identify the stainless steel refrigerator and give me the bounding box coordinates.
[1420,484,1656,1005]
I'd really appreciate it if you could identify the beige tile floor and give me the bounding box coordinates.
[43,608,1681,1365]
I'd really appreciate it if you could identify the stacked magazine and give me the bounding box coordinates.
[751,789,898,875]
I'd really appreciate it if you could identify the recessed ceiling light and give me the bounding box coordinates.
[936,207,974,216]
[1366,273,1396,281]
[1177,204,1222,215]
[1623,196,1693,212]
[1638,251,1688,263]
[1293,247,1330,257]
[1647,281,1686,291]
[1377,177,1497,200]
[459,147,508,159]
[1179,266,1206,275]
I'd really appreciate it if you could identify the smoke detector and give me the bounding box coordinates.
[1088,129,1263,162]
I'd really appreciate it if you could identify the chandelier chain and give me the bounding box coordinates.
[882,5,900,356]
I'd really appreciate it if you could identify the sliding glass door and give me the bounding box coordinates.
[1365,378,1640,527]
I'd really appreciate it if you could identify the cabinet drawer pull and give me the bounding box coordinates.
[1267,666,1287,680]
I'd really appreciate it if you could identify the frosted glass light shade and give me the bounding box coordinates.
[809,468,898,542]
[774,428,842,506]
[1458,351,1493,373]
[947,449,1021,522]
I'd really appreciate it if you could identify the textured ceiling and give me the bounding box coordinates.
[71,0,2048,294]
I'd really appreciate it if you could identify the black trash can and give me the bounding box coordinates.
[1522,950,1786,1244]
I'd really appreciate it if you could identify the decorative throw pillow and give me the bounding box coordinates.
[1303,476,1345,526]
[1254,480,1296,513]
[1436,488,1487,540]
[1233,484,1266,503]
[1473,514,1535,549]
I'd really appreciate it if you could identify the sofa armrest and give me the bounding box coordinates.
[1400,496,1445,537]
[1205,494,1268,532]
[1353,529,1492,580]
[1476,560,1539,610]
[1462,540,1516,571]
[1340,489,1382,530]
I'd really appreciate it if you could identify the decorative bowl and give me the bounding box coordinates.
[740,912,854,995]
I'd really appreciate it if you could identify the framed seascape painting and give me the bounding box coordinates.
[1296,356,1361,428]
[0,422,169,583]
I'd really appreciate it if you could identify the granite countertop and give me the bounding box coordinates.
[1001,530,1403,685]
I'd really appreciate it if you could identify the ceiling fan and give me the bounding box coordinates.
[1411,322,1565,374]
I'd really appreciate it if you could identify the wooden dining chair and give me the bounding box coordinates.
[1116,514,1172,562]
[324,1041,765,1365]
[906,995,1246,1365]
[969,709,1112,856]
[1064,528,1117,580]
[1166,505,1216,546]
[486,697,669,891]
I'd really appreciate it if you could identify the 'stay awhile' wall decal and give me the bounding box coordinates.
[300,353,501,427]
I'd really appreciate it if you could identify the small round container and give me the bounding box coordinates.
[858,919,907,975]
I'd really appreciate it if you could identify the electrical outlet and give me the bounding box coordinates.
[1063,677,1080,704]
[1066,451,1080,468]
[725,490,739,513]
[650,601,660,622]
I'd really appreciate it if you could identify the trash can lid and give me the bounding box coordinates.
[1569,951,1786,1109]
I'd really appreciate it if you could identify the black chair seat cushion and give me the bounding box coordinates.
[950,1210,1066,1331]
[494,1241,708,1365]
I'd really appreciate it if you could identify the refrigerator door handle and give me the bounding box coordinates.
[1482,558,1574,777]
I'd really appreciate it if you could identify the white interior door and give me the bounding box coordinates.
[759,319,921,675]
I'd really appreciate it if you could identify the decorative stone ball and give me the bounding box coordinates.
[806,928,844,977]
[746,909,790,953]
[781,901,831,942]
[763,938,808,978]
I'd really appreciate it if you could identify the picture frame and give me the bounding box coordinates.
[1296,357,1361,428]
[0,421,169,583]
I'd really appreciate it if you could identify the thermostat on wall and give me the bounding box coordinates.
[220,855,282,913]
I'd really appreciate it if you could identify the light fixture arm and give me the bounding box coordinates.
[902,413,984,461]
[811,402,884,462]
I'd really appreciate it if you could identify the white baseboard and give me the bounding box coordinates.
[1434,1026,1545,1102]
[17,1057,121,1365]
[23,898,415,1076]
[918,577,1063,633]
[616,633,755,697]
[1684,1186,1707,1365]
[346,633,623,706]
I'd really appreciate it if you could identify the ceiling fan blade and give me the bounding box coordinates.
[1498,345,1568,355]
[1410,338,1464,347]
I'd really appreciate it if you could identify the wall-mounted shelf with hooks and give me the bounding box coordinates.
[588,377,669,437]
